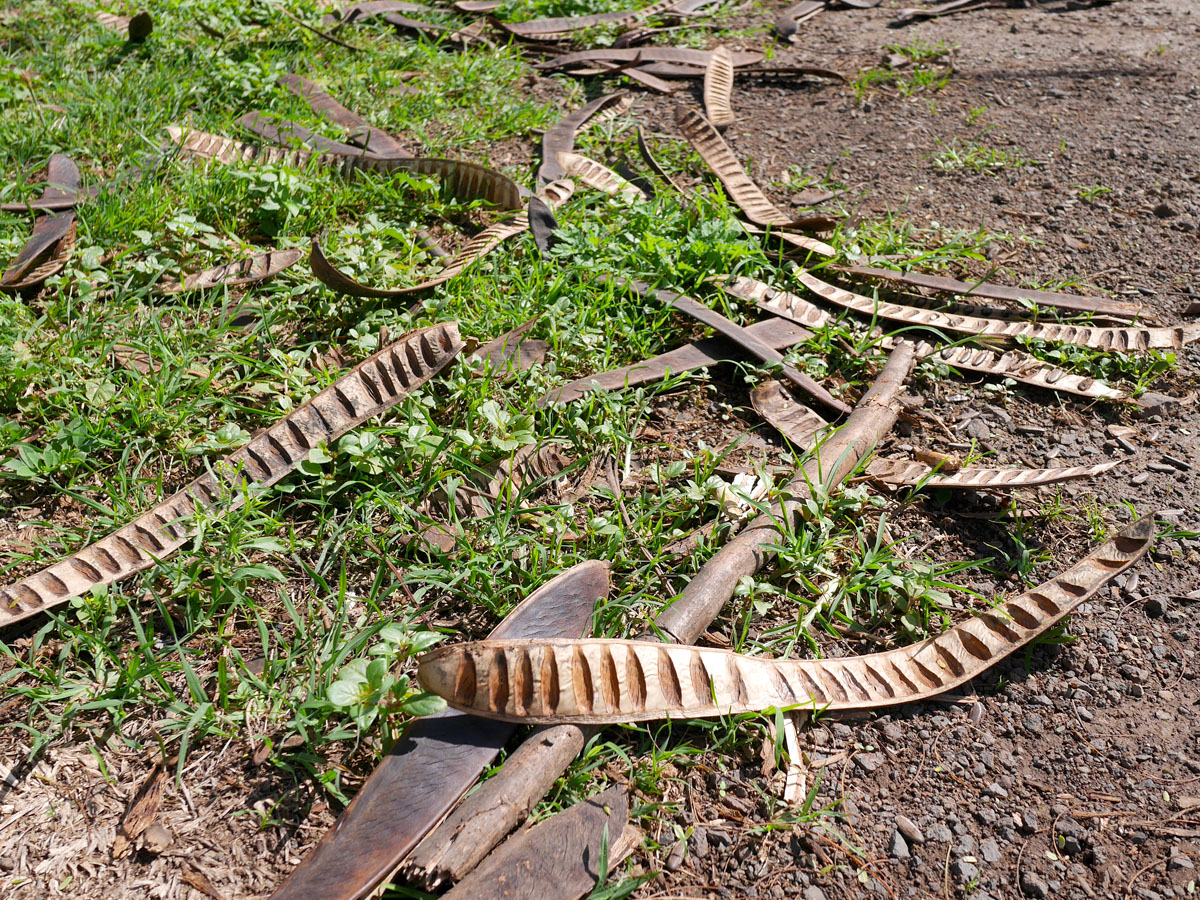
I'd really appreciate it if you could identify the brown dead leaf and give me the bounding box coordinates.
[111,763,167,859]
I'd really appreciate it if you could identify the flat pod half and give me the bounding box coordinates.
[158,248,304,294]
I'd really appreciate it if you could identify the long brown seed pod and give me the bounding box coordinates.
[554,153,646,203]
[418,516,1154,723]
[310,180,575,298]
[278,73,412,158]
[722,275,1132,403]
[1,212,76,292]
[0,323,464,631]
[864,457,1122,490]
[539,93,632,185]
[537,316,811,407]
[791,265,1199,352]
[157,248,304,293]
[837,264,1147,321]
[703,46,736,127]
[752,380,1122,490]
[166,126,524,210]
[499,0,681,39]
[676,108,816,231]
[536,47,764,72]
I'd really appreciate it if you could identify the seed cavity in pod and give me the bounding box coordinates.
[405,340,423,377]
[454,652,477,706]
[626,649,647,711]
[69,558,103,582]
[689,652,712,701]
[514,647,534,716]
[489,648,509,713]
[1006,601,1041,629]
[599,646,620,713]
[979,612,1022,642]
[266,433,293,465]
[1028,591,1062,613]
[541,647,560,714]
[373,359,396,395]
[658,648,682,706]
[389,348,412,387]
[419,333,440,367]
[358,369,383,405]
[333,386,358,418]
[571,645,594,713]
[957,630,993,662]
[932,640,966,677]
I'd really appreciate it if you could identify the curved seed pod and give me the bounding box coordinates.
[554,153,646,203]
[487,444,573,501]
[470,317,549,374]
[0,323,464,632]
[775,0,826,35]
[418,516,1154,723]
[792,266,1199,352]
[236,112,370,158]
[677,108,820,232]
[310,180,574,298]
[703,46,736,127]
[499,0,681,38]
[167,126,318,168]
[1,212,75,289]
[720,274,833,329]
[454,0,501,8]
[537,48,763,71]
[741,65,847,82]
[347,156,525,211]
[887,338,1130,402]
[726,275,1131,402]
[167,127,523,210]
[279,73,412,158]
[837,264,1147,321]
[158,248,304,294]
[1,155,88,212]
[739,222,834,258]
[750,380,830,449]
[865,457,1121,490]
[539,93,632,185]
[537,316,811,406]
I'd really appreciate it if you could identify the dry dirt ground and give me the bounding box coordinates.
[3,1,1200,899]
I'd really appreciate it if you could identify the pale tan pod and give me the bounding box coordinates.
[417,516,1154,723]
[750,380,831,449]
[0,323,465,631]
[720,274,1130,403]
[863,457,1122,491]
[554,153,647,204]
[703,47,736,127]
[791,265,1199,352]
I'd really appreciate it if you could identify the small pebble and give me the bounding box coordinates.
[888,830,911,860]
[896,814,925,845]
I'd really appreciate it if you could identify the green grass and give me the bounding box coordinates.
[0,1,1176,895]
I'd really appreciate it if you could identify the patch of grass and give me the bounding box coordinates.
[929,129,1033,173]
[851,39,955,104]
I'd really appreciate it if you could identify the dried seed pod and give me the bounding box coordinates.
[703,46,736,127]
[536,47,763,72]
[157,248,303,293]
[864,457,1121,490]
[750,380,830,449]
[554,153,646,203]
[722,274,1133,403]
[0,323,464,631]
[499,0,681,39]
[792,265,1199,352]
[539,93,632,185]
[537,316,811,406]
[418,516,1154,723]
[1,213,75,292]
[676,107,820,232]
